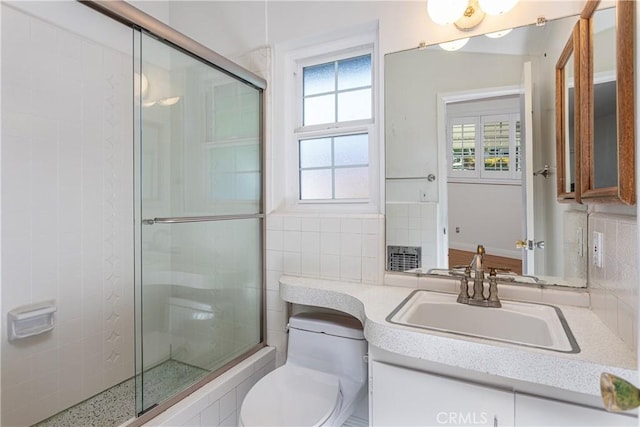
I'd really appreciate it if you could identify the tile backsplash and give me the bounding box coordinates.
[265,213,385,365]
[588,213,638,352]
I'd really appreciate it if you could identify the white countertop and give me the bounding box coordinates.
[279,275,637,399]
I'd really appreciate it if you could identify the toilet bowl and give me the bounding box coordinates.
[239,312,367,427]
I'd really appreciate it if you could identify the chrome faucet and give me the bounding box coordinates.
[453,245,504,308]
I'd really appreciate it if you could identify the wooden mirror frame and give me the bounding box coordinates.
[580,0,636,204]
[556,20,584,203]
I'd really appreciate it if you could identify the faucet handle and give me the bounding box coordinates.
[450,265,472,278]
[452,271,470,303]
[487,267,516,283]
[487,266,512,275]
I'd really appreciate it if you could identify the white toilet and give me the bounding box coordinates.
[240,312,368,427]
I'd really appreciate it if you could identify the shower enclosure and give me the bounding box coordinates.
[133,23,264,417]
[1,2,265,426]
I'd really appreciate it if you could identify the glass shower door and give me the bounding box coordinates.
[134,30,263,415]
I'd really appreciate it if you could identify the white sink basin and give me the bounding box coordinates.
[387,291,579,353]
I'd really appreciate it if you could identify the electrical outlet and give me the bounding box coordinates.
[593,231,603,268]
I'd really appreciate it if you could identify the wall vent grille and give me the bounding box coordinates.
[387,246,421,272]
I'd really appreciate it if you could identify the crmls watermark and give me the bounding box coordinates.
[436,411,489,425]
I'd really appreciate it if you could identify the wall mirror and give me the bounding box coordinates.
[556,21,582,202]
[580,0,635,204]
[385,13,589,287]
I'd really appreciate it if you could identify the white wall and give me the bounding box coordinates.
[448,183,522,258]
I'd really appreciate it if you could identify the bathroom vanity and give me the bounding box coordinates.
[279,275,637,426]
[370,360,635,426]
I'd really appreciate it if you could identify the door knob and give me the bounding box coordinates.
[516,239,545,250]
[427,173,436,182]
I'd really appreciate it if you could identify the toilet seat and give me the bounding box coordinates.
[240,364,342,427]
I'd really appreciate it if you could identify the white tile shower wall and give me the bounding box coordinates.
[1,5,134,426]
[140,347,275,427]
[588,213,638,352]
[265,213,385,366]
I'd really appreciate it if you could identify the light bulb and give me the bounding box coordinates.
[427,0,468,25]
[439,38,470,51]
[478,0,518,15]
[134,72,149,98]
[484,28,513,38]
[158,96,181,106]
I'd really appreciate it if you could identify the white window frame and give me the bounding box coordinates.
[281,28,379,213]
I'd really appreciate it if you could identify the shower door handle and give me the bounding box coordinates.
[142,214,264,225]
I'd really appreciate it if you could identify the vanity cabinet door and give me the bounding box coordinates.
[515,393,636,426]
[371,361,514,426]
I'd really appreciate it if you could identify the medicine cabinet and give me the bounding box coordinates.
[556,0,635,205]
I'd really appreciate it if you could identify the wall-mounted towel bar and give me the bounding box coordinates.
[142,213,264,225]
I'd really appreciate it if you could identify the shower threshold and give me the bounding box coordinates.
[33,360,208,427]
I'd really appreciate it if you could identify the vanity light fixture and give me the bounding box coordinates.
[143,96,181,108]
[134,71,181,107]
[427,0,519,31]
[134,72,149,97]
[427,0,468,25]
[157,96,181,106]
[438,37,470,51]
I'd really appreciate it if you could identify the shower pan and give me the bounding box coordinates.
[1,1,265,426]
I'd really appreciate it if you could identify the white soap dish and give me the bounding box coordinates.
[8,300,56,341]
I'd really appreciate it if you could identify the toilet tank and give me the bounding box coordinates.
[287,312,367,384]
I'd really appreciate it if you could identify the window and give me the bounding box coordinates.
[296,49,374,202]
[448,112,521,183]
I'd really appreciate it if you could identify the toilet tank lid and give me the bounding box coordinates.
[289,312,365,340]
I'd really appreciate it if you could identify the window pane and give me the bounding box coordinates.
[483,120,510,171]
[300,169,332,199]
[304,62,335,96]
[337,89,371,122]
[335,167,369,199]
[304,94,335,125]
[334,134,368,166]
[337,55,371,90]
[451,123,476,171]
[300,138,332,168]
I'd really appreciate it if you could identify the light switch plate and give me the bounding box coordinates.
[593,231,603,268]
